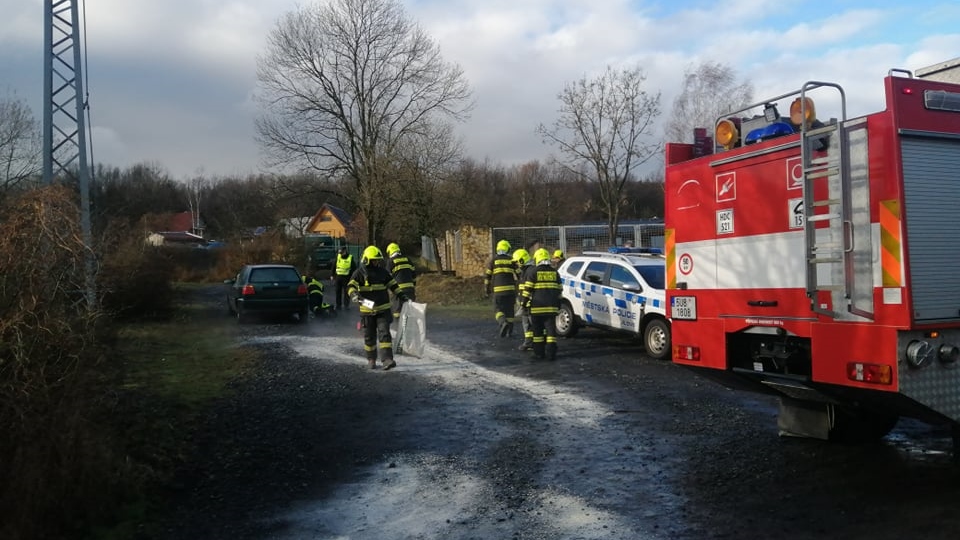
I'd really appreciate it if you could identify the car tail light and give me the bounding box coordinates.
[846,362,892,385]
[297,283,308,295]
[673,344,700,361]
[241,284,256,296]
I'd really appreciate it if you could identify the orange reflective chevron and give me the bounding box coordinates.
[665,228,676,289]
[879,200,902,287]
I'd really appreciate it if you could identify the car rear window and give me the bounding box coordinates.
[249,267,300,283]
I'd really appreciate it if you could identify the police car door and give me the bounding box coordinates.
[580,261,611,327]
[606,263,643,333]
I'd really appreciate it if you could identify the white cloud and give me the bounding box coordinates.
[1,0,957,178]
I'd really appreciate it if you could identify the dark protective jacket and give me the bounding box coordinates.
[521,263,562,316]
[347,263,402,315]
[387,254,416,294]
[516,263,535,302]
[306,277,325,296]
[484,253,517,297]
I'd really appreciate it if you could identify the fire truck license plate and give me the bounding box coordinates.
[671,296,697,320]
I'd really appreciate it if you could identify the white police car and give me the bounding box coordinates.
[556,247,670,360]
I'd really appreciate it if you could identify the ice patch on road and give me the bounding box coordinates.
[247,334,681,539]
[271,453,632,540]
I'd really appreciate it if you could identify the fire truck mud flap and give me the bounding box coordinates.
[778,396,899,443]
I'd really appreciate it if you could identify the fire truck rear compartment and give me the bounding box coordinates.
[722,331,907,442]
[727,331,811,379]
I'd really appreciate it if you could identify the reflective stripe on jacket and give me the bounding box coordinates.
[522,264,562,315]
[485,253,517,296]
[388,254,416,292]
[347,264,401,314]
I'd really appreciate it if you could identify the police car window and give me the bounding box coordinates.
[564,260,584,277]
[633,265,665,290]
[608,264,636,290]
[583,261,608,284]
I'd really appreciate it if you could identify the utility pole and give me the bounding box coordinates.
[43,0,95,308]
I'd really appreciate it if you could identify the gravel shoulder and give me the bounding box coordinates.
[143,285,960,540]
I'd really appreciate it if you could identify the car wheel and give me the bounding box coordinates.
[556,301,579,338]
[643,318,670,360]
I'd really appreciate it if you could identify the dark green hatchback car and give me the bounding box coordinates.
[225,264,309,323]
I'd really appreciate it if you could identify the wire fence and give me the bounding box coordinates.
[492,222,665,256]
[440,221,665,276]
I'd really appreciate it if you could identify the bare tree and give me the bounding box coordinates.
[255,0,472,245]
[0,92,42,195]
[186,172,207,237]
[664,60,754,144]
[537,65,661,240]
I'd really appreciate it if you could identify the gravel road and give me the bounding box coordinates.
[145,285,960,540]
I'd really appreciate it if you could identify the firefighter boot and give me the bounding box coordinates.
[546,342,557,361]
[367,358,378,369]
[518,338,533,351]
[499,319,510,338]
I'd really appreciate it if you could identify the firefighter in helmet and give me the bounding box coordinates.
[520,248,563,360]
[513,248,535,351]
[484,239,517,337]
[551,249,565,268]
[347,245,408,370]
[385,242,416,322]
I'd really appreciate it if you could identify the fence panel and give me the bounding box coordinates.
[492,222,664,257]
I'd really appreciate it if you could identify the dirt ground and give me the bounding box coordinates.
[142,284,960,540]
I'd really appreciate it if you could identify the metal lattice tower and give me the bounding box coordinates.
[43,0,90,187]
[43,0,95,306]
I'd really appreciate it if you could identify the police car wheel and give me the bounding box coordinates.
[643,318,670,360]
[556,302,579,338]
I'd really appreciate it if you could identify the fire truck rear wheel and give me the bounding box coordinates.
[556,301,579,338]
[643,318,670,361]
[828,406,900,443]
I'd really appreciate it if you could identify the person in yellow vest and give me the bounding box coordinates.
[347,246,408,370]
[333,246,356,311]
[520,248,563,360]
[484,239,517,337]
[385,242,416,322]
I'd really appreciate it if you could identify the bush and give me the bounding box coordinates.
[0,187,137,540]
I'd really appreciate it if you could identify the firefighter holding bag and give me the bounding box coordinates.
[348,246,407,370]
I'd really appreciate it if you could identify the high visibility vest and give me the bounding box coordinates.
[336,254,353,276]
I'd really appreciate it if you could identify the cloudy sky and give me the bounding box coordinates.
[2,0,958,179]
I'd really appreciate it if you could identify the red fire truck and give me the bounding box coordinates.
[664,58,960,445]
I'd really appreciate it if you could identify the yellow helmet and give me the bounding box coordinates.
[386,242,401,256]
[552,249,564,259]
[496,239,511,253]
[534,248,551,264]
[512,248,531,265]
[362,245,383,264]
